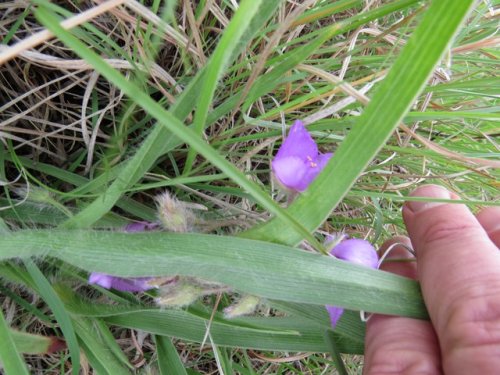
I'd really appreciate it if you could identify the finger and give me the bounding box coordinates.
[476,206,500,247]
[364,237,442,375]
[403,184,500,374]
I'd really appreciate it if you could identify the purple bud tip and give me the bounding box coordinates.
[88,272,154,292]
[124,221,158,232]
[325,305,344,328]
[330,238,378,269]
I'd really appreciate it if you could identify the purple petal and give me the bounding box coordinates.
[330,239,378,269]
[88,272,113,289]
[275,120,318,161]
[272,121,332,192]
[124,221,158,232]
[89,272,153,292]
[325,305,344,328]
[272,156,308,191]
[315,152,333,169]
[299,152,333,191]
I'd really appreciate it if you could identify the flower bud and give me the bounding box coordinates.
[156,191,194,233]
[124,221,158,232]
[223,295,260,319]
[155,280,203,307]
[14,186,53,204]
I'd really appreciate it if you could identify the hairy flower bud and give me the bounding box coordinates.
[223,295,261,319]
[155,277,230,308]
[155,281,203,307]
[156,191,195,233]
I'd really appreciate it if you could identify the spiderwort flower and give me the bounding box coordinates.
[272,120,332,192]
[88,221,158,292]
[326,238,378,328]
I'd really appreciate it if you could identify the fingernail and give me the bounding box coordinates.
[406,185,452,213]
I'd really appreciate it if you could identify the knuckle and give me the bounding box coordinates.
[444,290,500,351]
[419,219,480,247]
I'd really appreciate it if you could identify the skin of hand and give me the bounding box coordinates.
[363,184,500,375]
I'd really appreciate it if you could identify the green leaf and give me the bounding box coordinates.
[3,230,426,318]
[183,0,264,173]
[54,284,363,353]
[73,317,130,374]
[155,335,188,375]
[0,309,29,375]
[11,330,65,355]
[24,259,80,375]
[242,0,476,245]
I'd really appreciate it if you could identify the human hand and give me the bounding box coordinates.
[363,184,500,374]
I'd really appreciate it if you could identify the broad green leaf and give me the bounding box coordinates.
[107,311,360,354]
[3,230,426,318]
[242,0,476,245]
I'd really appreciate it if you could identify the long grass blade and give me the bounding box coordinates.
[155,335,188,375]
[73,317,130,374]
[183,0,264,174]
[24,259,80,375]
[56,285,364,353]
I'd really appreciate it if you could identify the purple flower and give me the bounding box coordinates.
[272,120,332,192]
[326,238,378,328]
[88,221,157,292]
[330,239,379,269]
[88,273,154,292]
